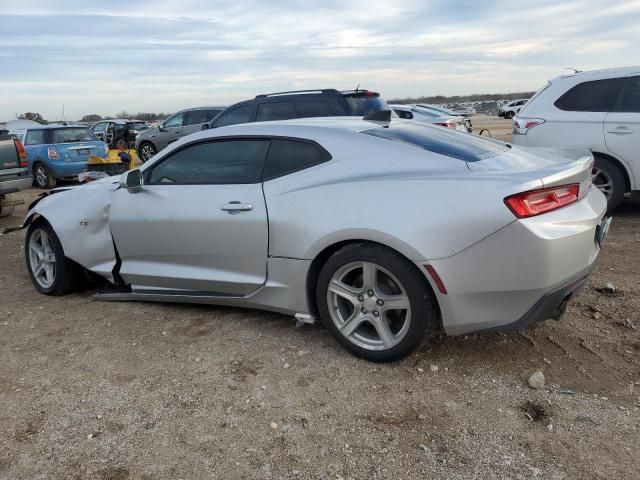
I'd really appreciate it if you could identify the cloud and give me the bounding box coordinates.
[0,0,638,120]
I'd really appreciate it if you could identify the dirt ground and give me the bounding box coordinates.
[1,116,639,479]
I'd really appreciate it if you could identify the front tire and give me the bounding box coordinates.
[33,163,56,189]
[316,243,439,362]
[25,220,83,295]
[138,142,157,163]
[505,111,515,119]
[592,155,626,211]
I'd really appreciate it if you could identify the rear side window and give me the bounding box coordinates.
[554,78,625,112]
[344,95,390,116]
[295,99,344,117]
[213,105,253,127]
[256,101,296,122]
[183,110,210,126]
[263,139,330,181]
[362,122,508,162]
[51,128,95,143]
[25,130,47,146]
[612,76,640,113]
[394,110,413,119]
[148,139,269,185]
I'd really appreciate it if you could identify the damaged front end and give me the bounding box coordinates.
[8,181,121,282]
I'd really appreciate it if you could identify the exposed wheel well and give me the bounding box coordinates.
[592,151,631,192]
[305,239,441,324]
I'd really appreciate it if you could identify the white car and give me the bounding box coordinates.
[391,105,468,132]
[512,66,640,210]
[499,99,529,119]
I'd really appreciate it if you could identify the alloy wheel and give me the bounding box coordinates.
[140,144,156,161]
[35,165,48,187]
[592,167,613,199]
[28,228,56,289]
[326,261,411,351]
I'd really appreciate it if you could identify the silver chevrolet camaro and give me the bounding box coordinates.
[20,116,611,361]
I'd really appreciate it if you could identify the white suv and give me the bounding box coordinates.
[498,99,528,119]
[512,66,640,210]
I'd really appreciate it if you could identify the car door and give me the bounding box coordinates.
[91,122,107,143]
[109,138,270,295]
[158,112,185,148]
[604,76,640,186]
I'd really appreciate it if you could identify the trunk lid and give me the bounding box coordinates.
[56,141,107,163]
[467,146,593,199]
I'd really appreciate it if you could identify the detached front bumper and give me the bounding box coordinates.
[0,176,32,195]
[422,186,608,335]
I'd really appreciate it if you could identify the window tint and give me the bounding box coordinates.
[613,76,640,113]
[51,128,95,143]
[263,139,329,181]
[213,105,253,127]
[256,101,296,122]
[184,109,211,126]
[148,140,269,185]
[361,122,508,162]
[555,78,625,112]
[295,99,343,117]
[394,110,413,119]
[25,130,47,146]
[163,113,184,128]
[344,95,390,115]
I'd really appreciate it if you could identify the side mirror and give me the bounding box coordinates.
[120,169,143,193]
[201,123,210,131]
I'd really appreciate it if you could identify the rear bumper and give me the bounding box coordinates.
[422,186,607,335]
[47,160,88,179]
[0,176,32,195]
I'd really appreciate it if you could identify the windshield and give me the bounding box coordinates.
[345,95,391,116]
[51,127,96,143]
[362,122,508,162]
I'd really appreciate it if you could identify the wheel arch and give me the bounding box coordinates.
[304,238,442,324]
[591,150,633,192]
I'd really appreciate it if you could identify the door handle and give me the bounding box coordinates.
[607,127,633,135]
[221,202,253,212]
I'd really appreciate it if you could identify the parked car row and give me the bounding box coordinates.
[512,66,640,210]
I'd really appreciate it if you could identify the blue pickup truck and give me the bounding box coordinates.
[18,125,108,188]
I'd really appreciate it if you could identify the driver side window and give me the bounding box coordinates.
[163,113,185,129]
[147,139,270,185]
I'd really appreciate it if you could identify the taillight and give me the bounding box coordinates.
[434,121,457,129]
[513,117,545,135]
[505,184,579,218]
[14,139,27,167]
[48,147,60,160]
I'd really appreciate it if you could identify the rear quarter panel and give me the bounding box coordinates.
[263,136,537,262]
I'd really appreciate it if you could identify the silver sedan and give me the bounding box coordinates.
[19,117,609,361]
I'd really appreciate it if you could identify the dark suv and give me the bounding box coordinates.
[206,89,391,129]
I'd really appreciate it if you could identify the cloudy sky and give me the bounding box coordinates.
[1,0,639,120]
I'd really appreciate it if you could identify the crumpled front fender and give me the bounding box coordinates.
[25,182,120,281]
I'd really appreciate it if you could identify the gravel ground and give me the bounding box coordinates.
[1,116,639,479]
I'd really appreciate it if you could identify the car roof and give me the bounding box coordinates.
[553,65,640,81]
[25,124,87,130]
[210,116,394,135]
[176,106,227,114]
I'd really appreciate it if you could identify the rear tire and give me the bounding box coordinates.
[25,219,84,295]
[33,163,56,189]
[316,243,439,362]
[592,155,626,211]
[0,193,15,218]
[505,111,515,119]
